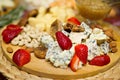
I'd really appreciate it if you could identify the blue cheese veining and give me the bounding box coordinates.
[86,39,102,60]
[45,41,74,68]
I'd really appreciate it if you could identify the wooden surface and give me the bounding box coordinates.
[0,1,120,79]
[1,23,120,79]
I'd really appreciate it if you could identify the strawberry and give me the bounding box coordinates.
[75,44,88,64]
[2,24,21,35]
[12,49,31,67]
[6,24,21,30]
[70,54,80,72]
[67,17,81,25]
[2,24,22,43]
[89,55,110,66]
[56,31,72,50]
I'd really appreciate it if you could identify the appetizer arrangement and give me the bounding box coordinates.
[2,15,117,71]
[1,4,119,79]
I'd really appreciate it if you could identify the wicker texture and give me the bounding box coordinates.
[0,29,120,80]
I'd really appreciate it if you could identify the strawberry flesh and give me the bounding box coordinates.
[70,54,80,72]
[56,31,72,50]
[89,55,110,66]
[6,24,21,30]
[75,44,88,64]
[13,49,31,67]
[67,17,81,25]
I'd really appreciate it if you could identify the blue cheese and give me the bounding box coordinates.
[45,41,62,60]
[52,50,73,68]
[80,22,92,36]
[86,39,102,60]
[100,41,110,54]
[40,32,54,48]
[45,41,74,68]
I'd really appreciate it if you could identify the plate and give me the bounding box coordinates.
[1,23,120,79]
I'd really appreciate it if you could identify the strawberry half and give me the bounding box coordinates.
[2,24,22,43]
[56,31,72,50]
[89,55,110,66]
[75,44,88,64]
[70,54,80,72]
[6,24,21,30]
[67,17,81,25]
[13,49,31,67]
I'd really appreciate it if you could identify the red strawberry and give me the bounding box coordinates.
[89,55,110,66]
[56,31,72,50]
[67,17,81,25]
[13,49,31,67]
[70,54,80,72]
[2,24,22,43]
[75,44,88,64]
[7,24,21,30]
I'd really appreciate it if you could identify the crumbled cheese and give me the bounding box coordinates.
[45,41,62,60]
[52,50,73,68]
[40,32,54,48]
[11,25,42,48]
[80,22,92,35]
[46,41,74,68]
[86,39,102,60]
[90,28,109,40]
[100,41,110,54]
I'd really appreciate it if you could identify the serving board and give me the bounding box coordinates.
[1,24,120,79]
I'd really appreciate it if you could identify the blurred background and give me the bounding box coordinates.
[104,0,120,27]
[0,0,120,80]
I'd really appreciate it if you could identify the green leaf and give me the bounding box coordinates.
[0,6,25,28]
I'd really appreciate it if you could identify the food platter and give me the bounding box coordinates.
[1,0,120,79]
[1,23,120,79]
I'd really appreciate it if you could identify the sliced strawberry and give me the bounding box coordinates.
[89,55,110,66]
[13,49,31,67]
[56,31,72,50]
[2,24,22,43]
[75,44,88,64]
[70,54,80,72]
[2,29,9,36]
[2,29,22,43]
[67,17,81,25]
[7,24,21,30]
